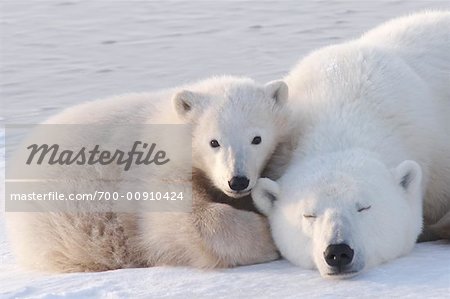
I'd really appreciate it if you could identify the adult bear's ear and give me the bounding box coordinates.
[264,80,288,105]
[252,177,280,215]
[172,90,205,121]
[393,160,423,197]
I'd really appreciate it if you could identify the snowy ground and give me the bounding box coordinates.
[1,1,450,298]
[0,243,449,299]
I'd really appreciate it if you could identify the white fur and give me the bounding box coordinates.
[253,11,450,278]
[7,76,295,272]
[39,76,291,195]
[172,78,291,196]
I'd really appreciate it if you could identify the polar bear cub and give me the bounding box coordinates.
[253,11,450,278]
[7,76,294,272]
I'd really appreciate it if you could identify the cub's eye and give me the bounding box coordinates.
[303,214,317,219]
[357,205,371,212]
[210,140,220,148]
[252,136,262,145]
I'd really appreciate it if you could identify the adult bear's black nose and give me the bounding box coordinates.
[324,244,354,268]
[228,176,250,191]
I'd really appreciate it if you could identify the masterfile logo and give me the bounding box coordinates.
[25,141,170,171]
[5,124,193,212]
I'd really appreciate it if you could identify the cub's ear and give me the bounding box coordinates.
[252,178,280,215]
[172,90,205,121]
[264,80,288,105]
[393,160,423,196]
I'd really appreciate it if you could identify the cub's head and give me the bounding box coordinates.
[252,153,423,278]
[172,77,289,197]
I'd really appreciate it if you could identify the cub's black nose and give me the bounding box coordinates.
[228,176,250,191]
[324,244,354,268]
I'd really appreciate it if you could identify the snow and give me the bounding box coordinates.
[0,242,449,298]
[1,1,450,298]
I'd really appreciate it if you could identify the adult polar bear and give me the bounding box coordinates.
[253,11,450,278]
[7,76,294,272]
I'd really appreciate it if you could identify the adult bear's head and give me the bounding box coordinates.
[252,150,424,278]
